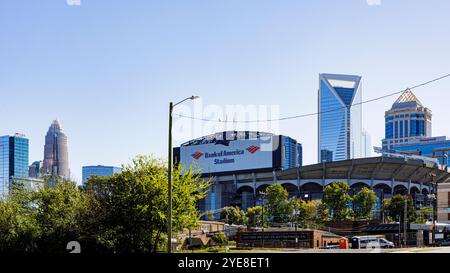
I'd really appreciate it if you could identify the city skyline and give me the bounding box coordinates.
[2,1,450,183]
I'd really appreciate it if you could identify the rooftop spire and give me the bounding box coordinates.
[392,89,423,109]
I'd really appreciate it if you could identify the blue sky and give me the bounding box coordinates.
[1,0,450,183]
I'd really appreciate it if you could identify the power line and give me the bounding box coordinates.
[175,73,450,124]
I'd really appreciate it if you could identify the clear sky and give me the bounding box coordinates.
[1,0,450,184]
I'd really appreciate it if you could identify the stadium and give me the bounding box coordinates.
[174,131,450,215]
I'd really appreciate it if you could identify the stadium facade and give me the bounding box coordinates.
[174,131,302,177]
[175,132,450,214]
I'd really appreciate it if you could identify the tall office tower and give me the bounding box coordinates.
[382,89,432,151]
[0,134,29,196]
[43,120,70,178]
[362,129,372,158]
[318,74,363,162]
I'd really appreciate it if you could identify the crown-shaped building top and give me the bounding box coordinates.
[392,89,423,109]
[383,89,432,151]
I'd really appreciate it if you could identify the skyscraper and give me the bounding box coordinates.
[382,89,432,151]
[43,120,70,178]
[0,134,29,196]
[318,73,363,162]
[362,129,372,158]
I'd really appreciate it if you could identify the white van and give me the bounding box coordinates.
[351,236,395,249]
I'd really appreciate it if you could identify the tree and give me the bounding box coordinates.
[322,182,353,220]
[0,155,210,253]
[31,180,90,253]
[0,179,90,253]
[220,207,247,225]
[246,206,269,227]
[266,184,293,224]
[86,155,210,253]
[415,206,433,224]
[291,199,330,229]
[352,187,378,220]
[0,192,39,253]
[211,233,228,247]
[383,195,416,223]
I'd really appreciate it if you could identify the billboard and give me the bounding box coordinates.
[179,137,275,174]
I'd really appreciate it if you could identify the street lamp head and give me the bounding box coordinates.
[190,95,200,100]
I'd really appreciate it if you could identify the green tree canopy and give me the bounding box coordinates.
[86,155,210,253]
[0,155,210,254]
[323,181,353,221]
[246,206,269,228]
[219,207,247,225]
[265,184,293,224]
[383,195,416,223]
[291,199,329,229]
[352,187,378,220]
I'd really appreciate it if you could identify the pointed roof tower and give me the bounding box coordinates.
[392,89,423,109]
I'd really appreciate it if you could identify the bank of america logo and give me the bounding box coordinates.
[247,146,260,154]
[192,152,204,160]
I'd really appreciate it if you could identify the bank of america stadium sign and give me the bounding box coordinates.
[181,138,273,174]
[191,146,260,165]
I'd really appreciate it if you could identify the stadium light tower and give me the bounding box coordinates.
[167,95,199,253]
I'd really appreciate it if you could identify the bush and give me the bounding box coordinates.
[211,233,228,246]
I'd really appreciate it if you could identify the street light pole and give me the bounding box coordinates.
[404,199,407,247]
[167,96,199,254]
[428,172,437,247]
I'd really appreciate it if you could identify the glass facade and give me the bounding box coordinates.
[382,90,432,151]
[391,137,450,166]
[282,136,302,169]
[82,165,122,185]
[318,74,362,162]
[0,135,29,197]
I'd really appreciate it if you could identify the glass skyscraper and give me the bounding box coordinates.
[82,165,122,186]
[382,89,432,151]
[282,136,303,169]
[0,134,29,196]
[318,74,363,162]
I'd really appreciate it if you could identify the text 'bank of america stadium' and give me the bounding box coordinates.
[174,131,450,218]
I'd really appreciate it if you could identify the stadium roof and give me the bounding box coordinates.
[181,131,275,147]
[279,156,450,184]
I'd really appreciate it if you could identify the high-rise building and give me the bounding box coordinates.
[82,165,122,186]
[318,73,363,162]
[0,134,29,196]
[382,89,432,151]
[282,136,303,169]
[43,120,70,178]
[362,129,372,158]
[29,160,43,178]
